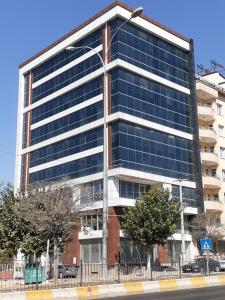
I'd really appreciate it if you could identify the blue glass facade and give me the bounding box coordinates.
[29,152,103,184]
[32,53,102,103]
[119,180,150,199]
[112,121,193,179]
[110,18,189,88]
[111,69,191,133]
[30,127,103,167]
[31,101,102,145]
[32,77,102,124]
[172,185,197,207]
[32,28,102,83]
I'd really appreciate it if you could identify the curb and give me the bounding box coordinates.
[1,275,225,300]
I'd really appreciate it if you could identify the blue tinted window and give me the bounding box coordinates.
[119,180,150,199]
[32,53,102,103]
[32,77,102,124]
[31,101,103,145]
[112,121,193,179]
[111,69,191,133]
[30,127,103,167]
[29,153,103,184]
[110,18,189,88]
[172,185,197,207]
[32,28,102,82]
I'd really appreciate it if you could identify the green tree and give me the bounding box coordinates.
[17,180,83,281]
[121,185,181,265]
[0,184,28,256]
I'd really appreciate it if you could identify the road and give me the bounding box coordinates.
[105,286,225,300]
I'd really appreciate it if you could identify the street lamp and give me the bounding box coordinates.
[173,177,194,264]
[66,7,143,272]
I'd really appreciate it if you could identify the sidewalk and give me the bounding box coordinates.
[1,275,225,300]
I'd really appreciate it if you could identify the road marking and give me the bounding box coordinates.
[123,282,144,295]
[159,279,178,291]
[218,275,225,284]
[26,290,53,300]
[76,286,99,299]
[191,277,207,287]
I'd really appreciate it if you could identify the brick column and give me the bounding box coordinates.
[62,227,80,266]
[107,207,121,265]
[157,244,169,263]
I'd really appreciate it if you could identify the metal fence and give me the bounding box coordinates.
[0,257,225,293]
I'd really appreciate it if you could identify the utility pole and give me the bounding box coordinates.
[179,180,185,265]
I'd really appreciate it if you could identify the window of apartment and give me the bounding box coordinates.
[203,168,216,177]
[81,214,103,231]
[221,147,225,159]
[219,125,224,137]
[217,103,223,116]
[81,239,102,263]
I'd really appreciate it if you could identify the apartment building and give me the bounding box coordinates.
[15,1,203,264]
[197,72,225,242]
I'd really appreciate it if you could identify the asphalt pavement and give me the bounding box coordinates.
[105,286,225,300]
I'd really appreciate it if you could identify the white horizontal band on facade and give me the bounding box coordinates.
[108,167,196,188]
[24,58,189,113]
[22,118,104,154]
[118,7,190,51]
[116,59,190,95]
[32,45,103,89]
[20,5,190,74]
[51,168,196,189]
[24,67,104,112]
[31,94,103,130]
[77,230,192,241]
[29,145,103,174]
[107,111,193,140]
[82,198,198,215]
[23,110,192,154]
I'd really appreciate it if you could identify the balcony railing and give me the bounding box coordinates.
[198,103,212,108]
[202,172,218,178]
[200,148,216,154]
[199,126,214,130]
[204,197,219,202]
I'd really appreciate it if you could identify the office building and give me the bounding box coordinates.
[15,1,203,264]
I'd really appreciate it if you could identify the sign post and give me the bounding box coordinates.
[200,238,212,276]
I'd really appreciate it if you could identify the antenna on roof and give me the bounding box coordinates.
[197,60,225,76]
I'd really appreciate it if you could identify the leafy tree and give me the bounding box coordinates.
[17,180,84,281]
[121,185,181,265]
[0,184,28,256]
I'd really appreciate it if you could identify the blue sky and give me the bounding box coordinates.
[0,0,225,184]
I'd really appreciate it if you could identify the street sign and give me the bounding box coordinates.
[200,238,212,252]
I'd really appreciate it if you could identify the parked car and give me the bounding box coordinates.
[182,258,221,273]
[58,265,78,279]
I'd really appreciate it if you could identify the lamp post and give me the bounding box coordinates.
[66,7,143,272]
[178,179,186,265]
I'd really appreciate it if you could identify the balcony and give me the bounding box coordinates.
[200,149,219,166]
[196,81,218,101]
[199,126,217,143]
[198,104,215,121]
[204,197,223,213]
[202,173,221,188]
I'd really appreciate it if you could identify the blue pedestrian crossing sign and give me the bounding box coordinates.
[200,238,212,252]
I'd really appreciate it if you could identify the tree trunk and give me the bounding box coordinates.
[53,238,58,282]
[146,247,152,270]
